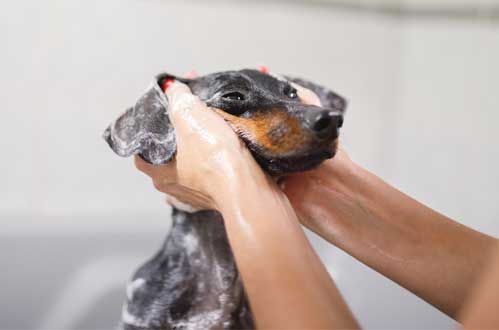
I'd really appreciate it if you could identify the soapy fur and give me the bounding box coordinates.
[104,69,347,329]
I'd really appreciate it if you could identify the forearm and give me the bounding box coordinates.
[214,163,358,329]
[290,153,497,318]
[460,242,499,328]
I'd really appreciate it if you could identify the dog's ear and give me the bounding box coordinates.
[103,73,192,165]
[285,76,347,113]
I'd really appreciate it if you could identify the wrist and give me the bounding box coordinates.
[322,149,366,193]
[286,150,380,244]
[208,152,277,211]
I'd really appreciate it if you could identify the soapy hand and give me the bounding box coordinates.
[135,70,329,211]
[281,82,353,229]
[135,81,263,210]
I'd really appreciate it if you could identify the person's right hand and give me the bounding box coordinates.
[281,76,357,231]
[280,148,357,232]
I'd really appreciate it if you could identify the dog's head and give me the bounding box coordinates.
[104,69,346,176]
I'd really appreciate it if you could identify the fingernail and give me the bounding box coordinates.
[257,66,269,74]
[162,79,175,91]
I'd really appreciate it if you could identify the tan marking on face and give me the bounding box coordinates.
[213,108,313,156]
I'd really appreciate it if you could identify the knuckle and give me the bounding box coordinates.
[167,83,194,103]
[171,94,199,114]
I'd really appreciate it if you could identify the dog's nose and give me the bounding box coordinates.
[305,110,343,138]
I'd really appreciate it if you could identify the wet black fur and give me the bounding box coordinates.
[104,69,346,329]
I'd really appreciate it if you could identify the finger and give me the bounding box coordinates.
[166,81,209,120]
[134,155,177,179]
[256,67,322,107]
[166,82,206,128]
[257,66,270,74]
[165,81,197,107]
[166,81,232,143]
[184,70,199,79]
[163,186,213,211]
[134,155,155,174]
[291,82,322,107]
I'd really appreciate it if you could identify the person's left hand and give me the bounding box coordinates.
[135,80,266,211]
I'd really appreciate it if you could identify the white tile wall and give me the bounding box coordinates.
[1,0,497,328]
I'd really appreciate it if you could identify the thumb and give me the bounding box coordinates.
[165,81,207,131]
[165,81,199,116]
[291,82,322,107]
[165,81,230,146]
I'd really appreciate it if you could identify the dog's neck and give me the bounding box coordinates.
[169,208,228,253]
[123,208,254,329]
[167,206,239,291]
[165,208,254,328]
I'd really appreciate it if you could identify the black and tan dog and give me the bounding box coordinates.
[104,69,346,329]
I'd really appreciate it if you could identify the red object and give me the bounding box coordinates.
[162,79,175,91]
[257,66,269,74]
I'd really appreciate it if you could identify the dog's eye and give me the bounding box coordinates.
[284,86,298,99]
[222,92,245,101]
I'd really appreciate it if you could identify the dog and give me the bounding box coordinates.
[104,69,346,329]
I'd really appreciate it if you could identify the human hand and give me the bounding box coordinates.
[276,74,356,229]
[135,80,265,211]
[135,68,344,213]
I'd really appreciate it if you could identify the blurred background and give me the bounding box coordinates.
[2,0,499,328]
